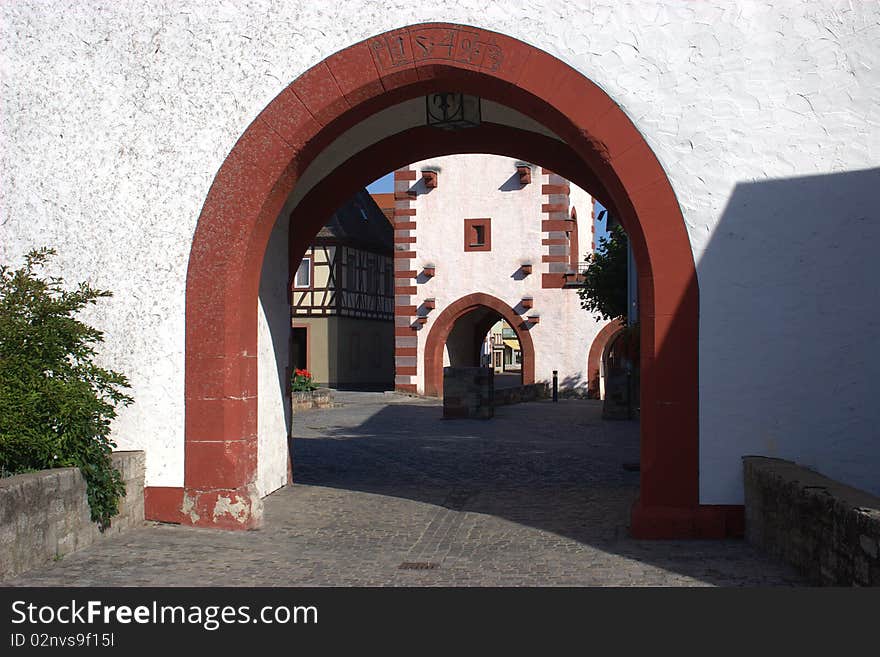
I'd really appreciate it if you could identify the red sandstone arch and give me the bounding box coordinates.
[140,22,744,539]
[587,320,625,399]
[424,293,536,397]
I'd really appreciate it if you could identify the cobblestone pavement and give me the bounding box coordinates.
[3,394,806,586]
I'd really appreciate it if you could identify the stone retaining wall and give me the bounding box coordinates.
[0,451,145,581]
[493,382,550,406]
[743,456,880,586]
[291,388,334,414]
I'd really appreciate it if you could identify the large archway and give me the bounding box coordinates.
[424,293,536,398]
[143,22,741,538]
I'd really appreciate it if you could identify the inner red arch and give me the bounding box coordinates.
[143,22,735,538]
[423,293,536,398]
[587,320,625,399]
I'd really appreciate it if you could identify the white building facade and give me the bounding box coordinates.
[391,154,604,397]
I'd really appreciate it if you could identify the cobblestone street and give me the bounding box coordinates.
[3,394,805,586]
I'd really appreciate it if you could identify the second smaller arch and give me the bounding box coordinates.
[587,319,625,399]
[423,292,536,397]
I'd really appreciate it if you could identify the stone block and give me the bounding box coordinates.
[291,388,335,414]
[57,533,76,556]
[743,456,880,586]
[443,367,494,419]
[0,451,145,581]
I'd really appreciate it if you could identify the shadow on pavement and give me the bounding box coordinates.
[290,396,804,586]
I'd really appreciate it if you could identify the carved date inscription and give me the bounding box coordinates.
[370,27,503,73]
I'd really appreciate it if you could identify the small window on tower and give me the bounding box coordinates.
[464,218,491,252]
[295,257,311,288]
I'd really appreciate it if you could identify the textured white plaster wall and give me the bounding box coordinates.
[2,1,878,502]
[406,154,602,391]
[256,215,290,497]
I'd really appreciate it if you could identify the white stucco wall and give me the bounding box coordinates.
[256,215,290,498]
[2,1,877,503]
[404,154,601,393]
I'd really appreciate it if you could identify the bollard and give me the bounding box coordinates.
[552,370,558,402]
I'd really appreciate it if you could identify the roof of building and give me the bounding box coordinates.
[316,189,393,254]
[369,192,395,224]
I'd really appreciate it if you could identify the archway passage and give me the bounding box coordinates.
[445,308,500,368]
[143,22,745,539]
[424,293,535,398]
[587,320,625,399]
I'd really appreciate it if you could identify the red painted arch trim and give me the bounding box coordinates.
[587,319,625,398]
[424,293,535,397]
[179,22,704,535]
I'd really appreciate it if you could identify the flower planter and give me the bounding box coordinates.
[291,387,334,414]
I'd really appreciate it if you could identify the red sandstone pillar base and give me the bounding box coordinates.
[630,499,744,539]
[145,484,263,530]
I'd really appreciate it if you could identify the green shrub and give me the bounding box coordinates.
[0,248,133,530]
[577,224,629,324]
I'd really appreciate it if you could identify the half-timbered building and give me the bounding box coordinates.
[291,190,395,390]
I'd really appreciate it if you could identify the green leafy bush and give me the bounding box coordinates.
[577,224,629,324]
[0,248,133,530]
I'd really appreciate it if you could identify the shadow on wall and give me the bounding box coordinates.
[408,177,433,197]
[498,172,525,192]
[546,372,591,397]
[697,168,880,503]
